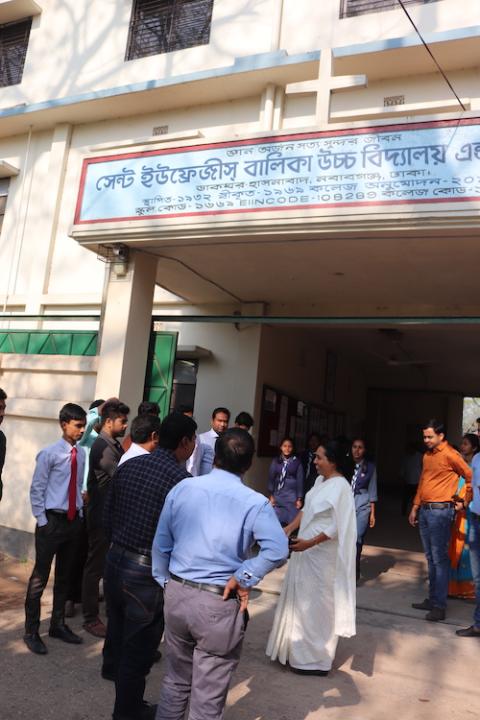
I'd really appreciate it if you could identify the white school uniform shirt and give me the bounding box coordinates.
[117,443,149,467]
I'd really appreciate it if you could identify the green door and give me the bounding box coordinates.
[143,331,178,419]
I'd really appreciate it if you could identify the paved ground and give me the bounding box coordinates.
[1,545,479,720]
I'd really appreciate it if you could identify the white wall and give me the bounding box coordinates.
[0,354,97,533]
[0,0,477,112]
[162,317,262,434]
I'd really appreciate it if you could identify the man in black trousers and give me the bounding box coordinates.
[102,412,197,720]
[24,403,87,654]
[82,399,129,637]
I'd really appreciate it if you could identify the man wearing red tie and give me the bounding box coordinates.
[24,403,87,654]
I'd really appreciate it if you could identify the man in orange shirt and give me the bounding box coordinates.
[409,419,472,621]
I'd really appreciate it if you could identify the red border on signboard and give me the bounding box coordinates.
[74,117,480,225]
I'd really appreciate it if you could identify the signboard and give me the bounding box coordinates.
[75,118,480,224]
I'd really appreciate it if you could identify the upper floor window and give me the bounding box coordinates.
[0,18,31,87]
[126,0,214,61]
[340,0,438,17]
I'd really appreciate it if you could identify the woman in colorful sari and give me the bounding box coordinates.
[266,440,356,676]
[268,437,304,526]
[448,433,479,599]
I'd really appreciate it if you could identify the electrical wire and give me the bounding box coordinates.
[395,0,466,111]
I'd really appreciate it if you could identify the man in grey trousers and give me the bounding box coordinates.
[152,428,289,720]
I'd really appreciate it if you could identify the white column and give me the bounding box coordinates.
[26,124,73,318]
[95,250,157,414]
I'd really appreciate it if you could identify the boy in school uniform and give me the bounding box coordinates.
[24,403,87,654]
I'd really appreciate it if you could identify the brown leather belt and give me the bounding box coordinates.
[421,502,454,510]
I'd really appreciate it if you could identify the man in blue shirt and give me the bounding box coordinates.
[24,403,86,655]
[456,451,480,637]
[152,428,288,720]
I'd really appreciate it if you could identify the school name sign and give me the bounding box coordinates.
[74,119,480,224]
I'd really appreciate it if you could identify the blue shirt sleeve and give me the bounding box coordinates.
[368,468,378,503]
[79,408,100,447]
[234,501,289,588]
[30,449,52,526]
[199,443,214,475]
[152,490,175,587]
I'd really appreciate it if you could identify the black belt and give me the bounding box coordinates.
[110,543,152,567]
[46,509,80,519]
[421,502,454,510]
[170,573,236,598]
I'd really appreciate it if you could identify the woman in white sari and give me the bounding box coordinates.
[266,441,357,675]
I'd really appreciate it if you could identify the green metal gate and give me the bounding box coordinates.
[143,331,178,419]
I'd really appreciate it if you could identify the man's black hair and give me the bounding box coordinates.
[0,388,7,401]
[212,406,230,420]
[130,414,162,444]
[235,411,254,429]
[138,401,160,417]
[423,419,446,436]
[158,412,197,450]
[59,403,86,424]
[215,428,254,475]
[89,398,104,410]
[101,400,130,425]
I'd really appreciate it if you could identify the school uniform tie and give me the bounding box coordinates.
[67,446,78,521]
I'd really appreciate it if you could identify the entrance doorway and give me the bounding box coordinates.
[151,316,480,551]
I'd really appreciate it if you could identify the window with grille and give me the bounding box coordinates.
[126,0,214,60]
[0,18,31,87]
[340,0,438,17]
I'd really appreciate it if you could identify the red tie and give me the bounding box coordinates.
[67,446,78,521]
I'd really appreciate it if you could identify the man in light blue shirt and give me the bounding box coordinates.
[456,452,480,637]
[152,428,288,720]
[24,403,87,655]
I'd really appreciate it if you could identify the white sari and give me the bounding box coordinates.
[266,474,357,671]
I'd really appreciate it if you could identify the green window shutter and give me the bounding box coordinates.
[144,331,178,420]
[0,330,98,356]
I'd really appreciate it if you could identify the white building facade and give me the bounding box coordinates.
[0,0,479,553]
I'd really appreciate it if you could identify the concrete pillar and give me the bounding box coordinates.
[95,250,157,414]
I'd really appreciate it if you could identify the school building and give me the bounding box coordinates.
[0,0,479,554]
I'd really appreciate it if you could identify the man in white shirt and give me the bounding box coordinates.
[197,407,230,475]
[199,407,230,451]
[118,414,161,467]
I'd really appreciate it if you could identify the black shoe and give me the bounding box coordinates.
[23,633,48,655]
[290,666,329,676]
[412,599,432,611]
[153,649,162,663]
[456,625,480,637]
[49,624,83,644]
[113,703,158,720]
[425,607,445,622]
